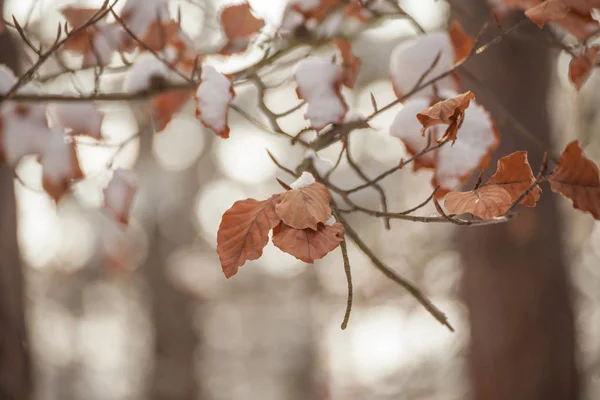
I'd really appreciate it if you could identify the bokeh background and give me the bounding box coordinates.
[2,0,600,399]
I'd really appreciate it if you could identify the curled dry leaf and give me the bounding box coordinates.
[195,66,235,138]
[444,186,513,219]
[216,196,282,278]
[40,129,84,201]
[549,140,600,219]
[333,38,361,88]
[219,2,265,55]
[275,182,332,230]
[417,91,475,143]
[390,93,499,195]
[569,46,599,90]
[104,169,139,225]
[521,0,600,40]
[272,222,345,264]
[295,58,347,130]
[486,151,541,206]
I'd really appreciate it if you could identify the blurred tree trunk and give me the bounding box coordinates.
[453,2,580,400]
[0,3,31,398]
[137,125,199,400]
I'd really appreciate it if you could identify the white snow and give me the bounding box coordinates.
[389,92,498,191]
[1,102,51,167]
[295,58,347,130]
[120,0,169,37]
[39,128,79,186]
[123,52,175,93]
[324,215,336,226]
[194,65,233,135]
[390,32,458,98]
[305,149,334,176]
[290,171,316,189]
[48,96,104,139]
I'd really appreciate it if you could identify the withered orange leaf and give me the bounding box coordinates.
[219,2,264,55]
[139,20,182,52]
[525,0,570,27]
[217,195,281,278]
[486,151,541,207]
[549,140,600,219]
[151,89,191,132]
[275,182,332,230]
[272,222,344,264]
[416,91,475,144]
[333,38,361,88]
[444,186,513,219]
[569,46,599,90]
[448,20,474,61]
[61,6,102,54]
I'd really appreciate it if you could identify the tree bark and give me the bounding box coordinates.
[0,7,31,399]
[453,3,580,400]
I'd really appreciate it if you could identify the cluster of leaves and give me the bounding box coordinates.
[2,0,600,328]
[217,173,344,278]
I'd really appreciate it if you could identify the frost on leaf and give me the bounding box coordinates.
[569,46,599,90]
[416,91,475,143]
[195,66,235,138]
[0,102,51,167]
[444,186,512,220]
[275,181,332,230]
[40,129,84,201]
[218,2,264,55]
[390,95,499,195]
[104,169,139,225]
[272,221,344,263]
[216,196,282,278]
[486,151,541,206]
[295,58,347,130]
[48,99,104,139]
[390,32,458,98]
[61,7,123,67]
[549,140,600,219]
[120,0,169,38]
[333,38,361,88]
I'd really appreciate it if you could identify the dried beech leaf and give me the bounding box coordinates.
[569,46,599,90]
[525,0,570,27]
[549,140,600,219]
[40,130,84,202]
[272,222,344,263]
[217,196,282,278]
[219,2,264,54]
[103,169,139,225]
[444,186,512,219]
[448,20,474,61]
[151,89,191,132]
[486,151,541,206]
[333,38,361,88]
[416,91,475,143]
[275,182,332,230]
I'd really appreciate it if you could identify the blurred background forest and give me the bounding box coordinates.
[1,0,600,399]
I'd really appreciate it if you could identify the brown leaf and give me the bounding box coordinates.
[569,46,599,90]
[333,38,361,88]
[219,2,264,55]
[525,0,570,27]
[275,182,332,230]
[444,185,513,219]
[139,20,183,52]
[61,7,101,55]
[272,222,344,263]
[549,140,600,219]
[151,89,191,132]
[448,20,474,61]
[103,169,138,225]
[416,91,476,143]
[486,151,541,206]
[41,139,84,202]
[217,196,281,278]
